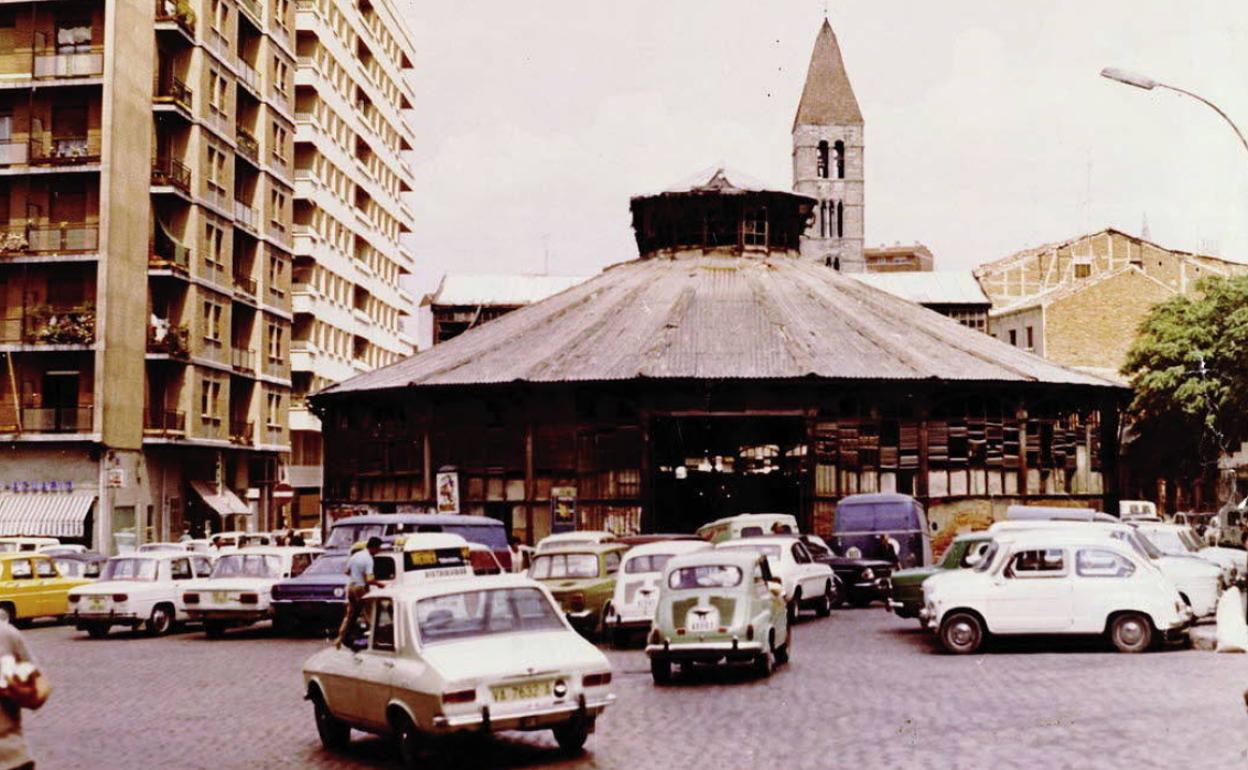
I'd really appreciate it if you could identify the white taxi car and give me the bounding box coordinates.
[394,534,474,584]
[921,531,1192,654]
[302,575,614,764]
[182,546,321,637]
[535,531,617,552]
[715,535,837,620]
[1134,521,1246,585]
[607,539,710,646]
[68,552,214,638]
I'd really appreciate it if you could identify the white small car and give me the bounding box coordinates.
[0,537,60,553]
[1134,522,1246,584]
[395,534,474,585]
[715,536,837,620]
[138,542,189,553]
[922,531,1192,654]
[68,552,215,637]
[536,531,617,552]
[696,513,799,544]
[302,575,615,764]
[607,539,711,645]
[182,546,322,637]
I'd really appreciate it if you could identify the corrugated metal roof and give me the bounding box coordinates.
[320,256,1119,396]
[423,274,591,308]
[850,271,989,306]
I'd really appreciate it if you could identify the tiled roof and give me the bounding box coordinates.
[990,265,1173,315]
[793,19,863,128]
[319,255,1120,396]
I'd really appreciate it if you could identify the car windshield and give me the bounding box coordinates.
[211,553,282,579]
[1141,529,1191,555]
[668,565,743,589]
[1126,530,1162,559]
[836,502,916,532]
[101,558,159,582]
[415,587,565,644]
[625,554,676,574]
[974,541,1000,572]
[324,524,386,549]
[719,544,782,560]
[1178,529,1205,551]
[302,554,348,577]
[530,553,599,579]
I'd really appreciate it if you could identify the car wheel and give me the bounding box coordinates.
[395,713,422,768]
[313,693,351,752]
[85,623,110,639]
[552,718,591,755]
[754,633,775,678]
[816,582,834,618]
[1109,612,1153,653]
[788,589,801,624]
[0,604,15,625]
[146,605,174,637]
[204,621,227,639]
[650,656,672,686]
[939,612,984,655]
[774,623,791,665]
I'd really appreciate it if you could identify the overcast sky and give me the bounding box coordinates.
[402,1,1248,313]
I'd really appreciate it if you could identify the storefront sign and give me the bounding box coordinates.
[551,486,577,533]
[436,471,460,514]
[1,480,75,493]
[106,468,126,488]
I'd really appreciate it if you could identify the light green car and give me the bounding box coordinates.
[645,550,790,683]
[529,542,630,637]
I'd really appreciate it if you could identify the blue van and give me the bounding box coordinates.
[325,513,512,570]
[831,493,932,569]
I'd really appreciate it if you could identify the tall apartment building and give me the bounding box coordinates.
[0,0,302,552]
[288,0,416,526]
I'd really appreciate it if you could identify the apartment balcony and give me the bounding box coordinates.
[28,136,100,167]
[14,405,93,434]
[0,306,95,348]
[154,73,194,115]
[231,347,256,372]
[0,224,99,259]
[151,156,191,194]
[236,59,261,97]
[236,0,262,26]
[32,48,104,81]
[233,201,259,234]
[0,141,28,166]
[155,0,197,42]
[236,128,259,164]
[229,418,255,446]
[232,274,257,301]
[148,233,191,274]
[147,323,190,359]
[144,409,186,438]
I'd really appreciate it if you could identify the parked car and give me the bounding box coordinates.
[393,535,473,586]
[39,543,87,555]
[0,537,60,553]
[1119,500,1161,521]
[921,531,1192,654]
[696,513,798,544]
[67,552,214,637]
[137,542,189,553]
[607,539,711,646]
[183,539,215,554]
[887,533,993,621]
[325,514,512,570]
[466,542,504,575]
[182,546,322,637]
[529,542,629,636]
[0,553,93,625]
[536,531,617,552]
[831,493,932,568]
[799,534,886,608]
[645,550,790,683]
[1211,499,1247,548]
[1134,522,1245,585]
[49,551,107,580]
[301,575,615,762]
[989,519,1223,617]
[272,551,400,634]
[614,533,703,547]
[715,535,836,620]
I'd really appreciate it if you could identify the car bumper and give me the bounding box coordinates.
[609,613,653,631]
[272,600,344,626]
[186,609,269,623]
[563,610,599,632]
[432,693,615,733]
[885,599,920,618]
[645,639,766,662]
[71,610,143,627]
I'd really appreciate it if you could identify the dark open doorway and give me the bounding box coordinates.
[650,415,808,533]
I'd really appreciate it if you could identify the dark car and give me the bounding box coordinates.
[324,513,512,570]
[799,535,892,608]
[271,552,397,633]
[831,493,932,569]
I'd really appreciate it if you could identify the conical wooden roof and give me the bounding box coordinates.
[793,19,863,129]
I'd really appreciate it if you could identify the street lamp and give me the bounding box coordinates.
[1100,67,1248,156]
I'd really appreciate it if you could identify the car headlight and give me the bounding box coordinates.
[846,547,862,559]
[333,587,345,598]
[861,568,874,581]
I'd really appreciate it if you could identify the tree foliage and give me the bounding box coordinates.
[1122,274,1248,478]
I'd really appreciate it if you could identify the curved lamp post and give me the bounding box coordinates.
[1100,67,1248,156]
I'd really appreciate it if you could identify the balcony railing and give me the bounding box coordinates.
[147,323,190,358]
[229,418,255,446]
[154,73,194,112]
[199,417,224,440]
[237,0,262,23]
[233,275,257,299]
[263,356,285,378]
[29,136,100,166]
[155,0,197,37]
[231,347,256,372]
[237,59,260,93]
[149,235,191,273]
[196,257,227,289]
[19,406,93,434]
[0,306,95,346]
[233,201,258,232]
[0,224,99,257]
[144,409,186,436]
[152,156,191,193]
[34,48,104,80]
[0,141,29,166]
[236,128,259,163]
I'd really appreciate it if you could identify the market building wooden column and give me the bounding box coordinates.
[638,406,654,533]
[524,419,535,545]
[1016,403,1029,496]
[1100,398,1121,517]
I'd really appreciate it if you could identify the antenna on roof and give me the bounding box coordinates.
[822,0,829,18]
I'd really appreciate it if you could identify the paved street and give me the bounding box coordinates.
[19,610,1248,770]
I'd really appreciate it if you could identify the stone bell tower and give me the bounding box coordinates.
[792,19,865,272]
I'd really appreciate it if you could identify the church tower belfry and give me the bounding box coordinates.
[793,19,864,271]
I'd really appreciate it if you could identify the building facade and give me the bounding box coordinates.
[793,19,865,272]
[864,243,934,272]
[852,271,991,333]
[286,0,416,527]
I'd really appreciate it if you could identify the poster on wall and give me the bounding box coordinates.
[436,471,460,514]
[551,486,577,533]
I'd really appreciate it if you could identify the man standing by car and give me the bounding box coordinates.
[335,537,384,648]
[0,622,50,770]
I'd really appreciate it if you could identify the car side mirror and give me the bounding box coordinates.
[964,552,982,568]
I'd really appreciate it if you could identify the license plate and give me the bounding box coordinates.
[88,596,106,611]
[490,680,552,702]
[688,612,716,633]
[212,591,232,603]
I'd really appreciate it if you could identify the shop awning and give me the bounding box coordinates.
[189,481,251,517]
[0,493,95,538]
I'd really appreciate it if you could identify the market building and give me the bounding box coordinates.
[420,273,590,346]
[850,271,991,332]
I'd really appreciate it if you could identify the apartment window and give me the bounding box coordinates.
[1025,326,1034,350]
[205,146,227,194]
[1008,329,1018,347]
[208,69,228,114]
[267,321,283,360]
[267,254,284,293]
[210,0,228,34]
[1074,263,1091,279]
[200,376,222,422]
[271,57,289,97]
[269,189,287,231]
[201,300,223,342]
[271,123,288,164]
[204,222,226,266]
[266,392,281,425]
[273,0,289,27]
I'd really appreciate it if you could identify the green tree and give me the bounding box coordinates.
[1121,274,1248,485]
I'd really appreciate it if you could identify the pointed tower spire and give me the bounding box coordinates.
[793,19,862,130]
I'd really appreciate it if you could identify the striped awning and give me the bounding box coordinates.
[0,493,95,538]
[189,481,251,517]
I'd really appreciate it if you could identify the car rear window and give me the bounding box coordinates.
[836,502,917,532]
[530,553,599,579]
[625,554,674,574]
[668,565,743,589]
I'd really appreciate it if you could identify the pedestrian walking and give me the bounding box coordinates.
[0,622,50,770]
[334,537,384,648]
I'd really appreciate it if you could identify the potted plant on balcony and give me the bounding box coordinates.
[31,303,95,345]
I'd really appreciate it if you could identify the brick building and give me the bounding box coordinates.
[864,243,934,272]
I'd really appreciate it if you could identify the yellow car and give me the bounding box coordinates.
[0,553,93,625]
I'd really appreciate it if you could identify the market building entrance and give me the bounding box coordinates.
[651,416,808,533]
